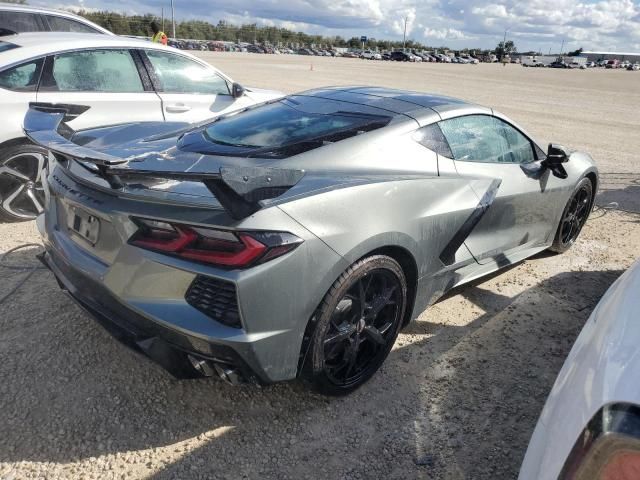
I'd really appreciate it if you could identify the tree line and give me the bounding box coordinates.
[74,10,460,51]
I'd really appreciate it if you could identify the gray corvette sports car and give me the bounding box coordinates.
[24,87,597,395]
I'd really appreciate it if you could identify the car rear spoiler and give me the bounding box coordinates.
[23,104,305,220]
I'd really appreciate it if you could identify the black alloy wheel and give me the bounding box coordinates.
[304,255,407,395]
[550,177,594,253]
[0,144,48,222]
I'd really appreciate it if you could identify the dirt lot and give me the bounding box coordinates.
[1,55,639,480]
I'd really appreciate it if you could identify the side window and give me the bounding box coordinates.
[414,123,453,158]
[43,15,100,33]
[46,50,143,92]
[439,115,535,164]
[494,118,537,164]
[145,50,230,95]
[0,58,44,92]
[0,11,42,32]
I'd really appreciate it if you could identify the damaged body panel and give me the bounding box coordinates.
[26,87,598,391]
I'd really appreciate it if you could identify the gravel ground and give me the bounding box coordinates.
[1,55,639,480]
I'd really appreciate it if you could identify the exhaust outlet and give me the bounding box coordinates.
[213,363,243,386]
[187,355,215,377]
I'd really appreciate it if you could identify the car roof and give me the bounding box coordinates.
[0,4,113,35]
[0,4,81,14]
[0,33,215,71]
[296,86,474,118]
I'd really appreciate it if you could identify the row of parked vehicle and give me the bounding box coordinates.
[360,49,479,63]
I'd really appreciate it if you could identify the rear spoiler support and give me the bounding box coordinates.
[23,105,304,220]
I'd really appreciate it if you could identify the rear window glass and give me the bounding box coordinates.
[198,99,391,158]
[0,40,19,53]
[44,15,100,33]
[0,58,43,91]
[414,123,453,158]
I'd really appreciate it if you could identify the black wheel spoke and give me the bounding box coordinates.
[324,325,357,345]
[363,325,385,345]
[366,286,397,320]
[378,321,393,335]
[343,338,360,380]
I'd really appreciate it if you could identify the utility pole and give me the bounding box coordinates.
[560,38,565,55]
[161,7,164,32]
[402,16,408,51]
[170,0,176,39]
[502,27,510,60]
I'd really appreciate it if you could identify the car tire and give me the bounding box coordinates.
[302,255,407,396]
[0,143,48,222]
[549,177,594,253]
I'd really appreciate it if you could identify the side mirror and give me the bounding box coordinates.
[231,82,245,98]
[542,143,570,179]
[546,143,569,164]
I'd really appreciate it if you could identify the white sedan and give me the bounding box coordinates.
[520,258,640,479]
[0,32,281,221]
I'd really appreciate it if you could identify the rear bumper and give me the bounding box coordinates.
[39,245,263,384]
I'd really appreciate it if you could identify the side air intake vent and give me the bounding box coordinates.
[185,276,241,328]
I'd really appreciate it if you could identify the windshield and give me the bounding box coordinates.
[198,98,391,158]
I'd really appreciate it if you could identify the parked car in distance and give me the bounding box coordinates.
[0,32,282,221]
[27,86,598,395]
[0,3,112,35]
[605,59,620,69]
[361,50,381,60]
[390,51,412,61]
[550,60,569,68]
[246,45,264,54]
[519,259,640,480]
[628,63,640,71]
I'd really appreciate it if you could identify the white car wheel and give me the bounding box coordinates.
[0,144,47,222]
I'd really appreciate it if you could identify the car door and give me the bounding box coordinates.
[141,49,254,123]
[36,48,164,130]
[438,114,567,264]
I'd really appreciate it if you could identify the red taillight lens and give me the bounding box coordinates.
[600,451,640,479]
[129,218,302,268]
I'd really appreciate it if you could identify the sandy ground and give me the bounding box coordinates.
[1,55,639,479]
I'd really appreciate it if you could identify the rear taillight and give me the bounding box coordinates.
[129,217,302,268]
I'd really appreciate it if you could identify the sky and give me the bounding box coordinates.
[39,0,640,52]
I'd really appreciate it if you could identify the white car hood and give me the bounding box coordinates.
[519,258,640,479]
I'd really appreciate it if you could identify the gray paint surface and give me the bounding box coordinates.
[27,87,598,382]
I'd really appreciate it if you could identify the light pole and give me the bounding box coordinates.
[402,16,408,51]
[502,27,511,60]
[170,0,176,39]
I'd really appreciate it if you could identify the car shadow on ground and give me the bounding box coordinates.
[596,172,640,223]
[0,246,624,479]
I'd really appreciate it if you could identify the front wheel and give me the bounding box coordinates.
[303,255,407,396]
[549,178,594,253]
[0,143,48,222]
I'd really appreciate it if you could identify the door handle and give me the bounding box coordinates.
[165,104,191,113]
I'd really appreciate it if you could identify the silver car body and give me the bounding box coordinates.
[26,87,598,384]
